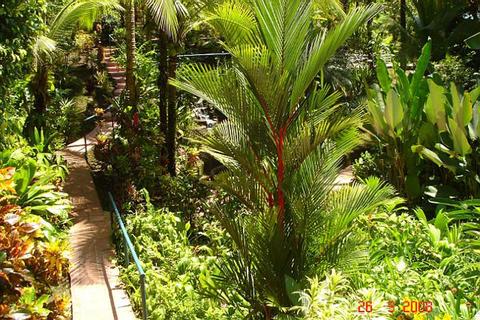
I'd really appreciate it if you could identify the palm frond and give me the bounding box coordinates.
[290,4,381,109]
[32,36,58,68]
[49,0,123,41]
[146,0,180,41]
[206,0,260,46]
[171,0,387,314]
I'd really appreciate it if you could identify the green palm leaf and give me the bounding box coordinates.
[171,0,388,316]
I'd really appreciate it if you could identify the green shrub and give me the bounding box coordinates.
[434,54,480,91]
[120,203,246,320]
[366,41,480,201]
[357,208,480,319]
[352,150,384,180]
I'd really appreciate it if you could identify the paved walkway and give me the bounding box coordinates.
[62,129,135,320]
[62,46,134,320]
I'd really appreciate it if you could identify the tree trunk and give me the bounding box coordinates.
[400,0,407,67]
[32,66,49,115]
[24,65,49,136]
[166,53,177,176]
[400,0,406,40]
[366,0,374,69]
[125,0,137,106]
[158,31,168,138]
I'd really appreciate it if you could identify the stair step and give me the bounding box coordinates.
[109,70,125,75]
[107,65,124,70]
[116,83,126,89]
[108,69,126,75]
[107,69,124,74]
[114,88,124,96]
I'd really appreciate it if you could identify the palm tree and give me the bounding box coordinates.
[124,0,137,106]
[25,0,122,134]
[172,0,394,317]
[148,0,212,176]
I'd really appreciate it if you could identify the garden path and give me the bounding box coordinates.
[62,134,135,320]
[60,47,135,320]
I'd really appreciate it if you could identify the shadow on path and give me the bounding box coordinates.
[62,127,135,320]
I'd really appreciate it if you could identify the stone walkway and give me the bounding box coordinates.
[61,46,135,320]
[62,129,135,320]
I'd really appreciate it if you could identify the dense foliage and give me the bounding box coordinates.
[0,138,71,319]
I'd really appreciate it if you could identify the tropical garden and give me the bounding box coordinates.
[1,0,480,319]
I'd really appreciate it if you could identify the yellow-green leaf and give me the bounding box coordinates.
[367,99,387,135]
[461,92,473,126]
[448,118,472,156]
[385,89,403,134]
[426,80,447,131]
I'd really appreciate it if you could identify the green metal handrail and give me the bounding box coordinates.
[108,192,148,320]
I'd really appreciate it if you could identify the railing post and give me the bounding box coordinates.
[140,273,148,320]
[83,134,87,157]
[124,242,130,266]
[111,109,115,141]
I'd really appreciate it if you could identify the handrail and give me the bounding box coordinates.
[177,52,231,59]
[108,192,148,320]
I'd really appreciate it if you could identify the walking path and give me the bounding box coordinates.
[62,46,134,320]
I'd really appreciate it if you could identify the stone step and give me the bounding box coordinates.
[109,71,126,77]
[106,65,124,71]
[114,88,124,96]
[116,83,126,89]
[109,70,125,75]
[112,76,126,82]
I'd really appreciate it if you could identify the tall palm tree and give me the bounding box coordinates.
[172,0,394,317]
[124,0,137,106]
[148,0,211,176]
[25,0,122,133]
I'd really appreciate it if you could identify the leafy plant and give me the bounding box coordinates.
[0,203,70,319]
[408,0,480,61]
[357,207,480,319]
[120,200,243,319]
[172,0,398,317]
[0,148,71,227]
[433,54,480,91]
[412,82,480,197]
[45,97,87,145]
[366,41,432,199]
[291,271,390,320]
[352,150,384,180]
